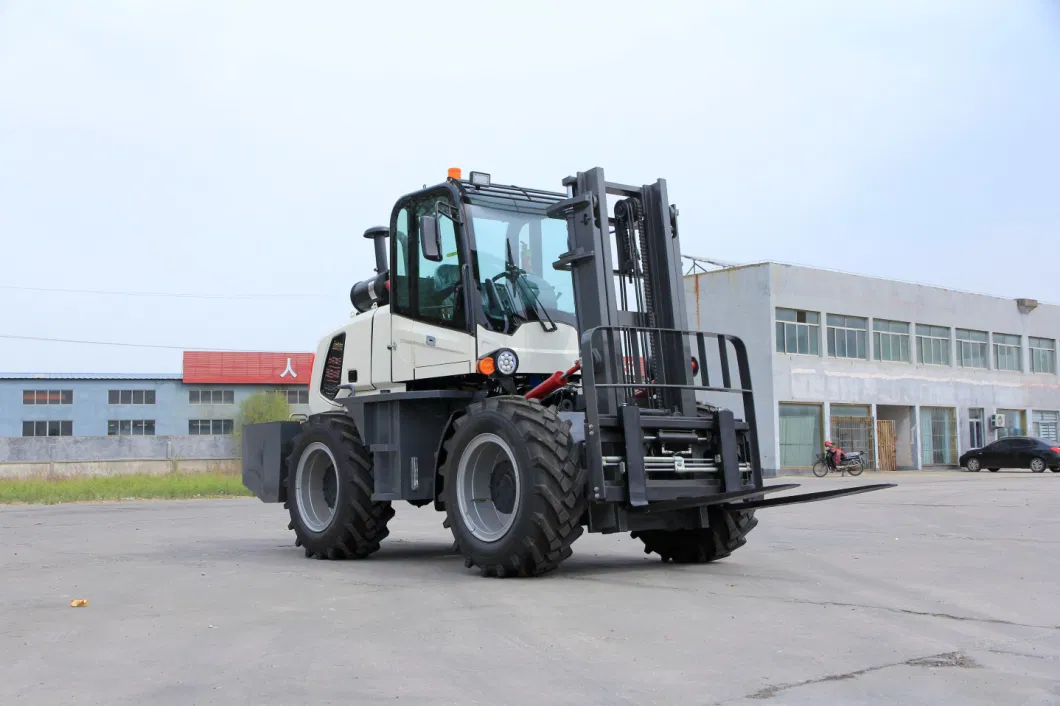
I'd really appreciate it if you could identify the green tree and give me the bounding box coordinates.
[234,391,292,449]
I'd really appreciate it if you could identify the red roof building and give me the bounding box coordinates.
[182,352,315,385]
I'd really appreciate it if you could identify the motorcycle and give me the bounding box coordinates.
[812,449,866,477]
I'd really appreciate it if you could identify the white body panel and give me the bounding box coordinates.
[477,322,579,374]
[308,309,378,415]
[370,306,393,387]
[391,314,475,380]
[307,308,581,417]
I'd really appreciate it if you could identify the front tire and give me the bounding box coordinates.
[440,397,587,577]
[284,415,395,560]
[812,460,828,477]
[965,458,981,472]
[1030,457,1046,473]
[633,506,758,563]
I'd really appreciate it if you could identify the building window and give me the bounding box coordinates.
[996,409,1024,438]
[22,420,73,437]
[268,389,310,405]
[775,308,820,356]
[778,403,822,468]
[915,324,951,366]
[1030,337,1056,374]
[189,390,235,405]
[108,420,156,436]
[108,389,157,405]
[826,314,867,359]
[1033,410,1058,442]
[920,406,956,466]
[992,333,1021,372]
[22,390,73,405]
[872,319,910,363]
[968,408,984,450]
[189,419,234,435]
[955,329,989,369]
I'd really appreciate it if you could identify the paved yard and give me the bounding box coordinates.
[2,471,1058,705]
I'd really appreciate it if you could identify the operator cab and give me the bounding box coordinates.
[387,168,577,340]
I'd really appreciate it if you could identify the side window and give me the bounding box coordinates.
[392,208,410,312]
[412,197,465,328]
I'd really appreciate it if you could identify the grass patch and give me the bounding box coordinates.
[0,471,254,505]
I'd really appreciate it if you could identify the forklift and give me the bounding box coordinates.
[240,167,893,577]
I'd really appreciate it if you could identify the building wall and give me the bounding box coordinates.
[684,265,778,474]
[0,379,311,438]
[686,262,1060,472]
[0,434,236,464]
[768,263,1060,409]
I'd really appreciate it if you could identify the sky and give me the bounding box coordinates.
[1,0,1058,374]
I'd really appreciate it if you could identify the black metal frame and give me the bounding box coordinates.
[579,324,763,504]
[544,168,760,513]
[387,185,477,338]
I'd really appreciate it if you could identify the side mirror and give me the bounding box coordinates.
[419,215,442,262]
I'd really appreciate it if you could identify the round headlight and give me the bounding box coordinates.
[495,349,519,376]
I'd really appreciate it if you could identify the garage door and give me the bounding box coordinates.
[1033,410,1058,442]
[779,403,822,468]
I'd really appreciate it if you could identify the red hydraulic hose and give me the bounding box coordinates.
[524,361,581,401]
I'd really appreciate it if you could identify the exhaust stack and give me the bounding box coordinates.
[364,226,389,274]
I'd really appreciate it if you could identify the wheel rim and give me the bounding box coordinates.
[455,433,521,543]
[1031,458,1045,472]
[967,459,980,471]
[295,442,339,533]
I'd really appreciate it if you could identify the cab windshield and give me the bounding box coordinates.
[467,202,576,334]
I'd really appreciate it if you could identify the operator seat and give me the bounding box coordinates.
[421,264,463,322]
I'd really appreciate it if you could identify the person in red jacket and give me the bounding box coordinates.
[824,440,845,469]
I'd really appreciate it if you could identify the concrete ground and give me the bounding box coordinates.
[2,471,1058,705]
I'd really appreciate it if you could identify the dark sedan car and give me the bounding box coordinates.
[960,436,1060,473]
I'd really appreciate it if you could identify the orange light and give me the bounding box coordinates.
[448,167,462,180]
[477,357,495,375]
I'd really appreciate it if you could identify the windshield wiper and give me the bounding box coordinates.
[504,239,557,333]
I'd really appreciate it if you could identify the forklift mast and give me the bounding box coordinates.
[547,167,764,512]
[556,168,695,412]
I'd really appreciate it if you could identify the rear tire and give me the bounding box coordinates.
[812,460,828,477]
[632,506,758,564]
[284,415,395,560]
[439,396,587,577]
[1030,457,1046,473]
[988,468,1000,472]
[848,458,865,476]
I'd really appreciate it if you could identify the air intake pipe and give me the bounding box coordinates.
[349,226,391,313]
[350,271,389,313]
[364,226,389,274]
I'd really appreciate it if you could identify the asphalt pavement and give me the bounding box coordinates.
[2,471,1058,705]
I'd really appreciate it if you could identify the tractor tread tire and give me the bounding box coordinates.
[632,507,758,564]
[284,415,395,560]
[440,396,587,578]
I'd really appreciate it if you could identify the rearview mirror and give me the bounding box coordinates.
[419,215,442,262]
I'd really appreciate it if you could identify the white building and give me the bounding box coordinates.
[684,262,1060,476]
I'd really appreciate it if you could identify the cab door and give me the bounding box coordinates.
[388,190,475,382]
